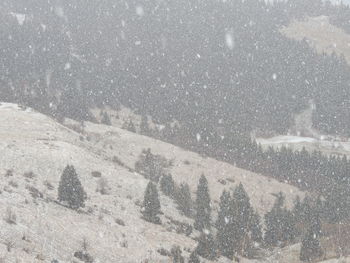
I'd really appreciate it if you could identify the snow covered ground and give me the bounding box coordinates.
[256,135,350,157]
[0,103,307,262]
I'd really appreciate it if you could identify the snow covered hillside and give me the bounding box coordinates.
[0,103,305,262]
[281,16,350,64]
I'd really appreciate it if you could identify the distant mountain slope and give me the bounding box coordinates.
[281,16,350,64]
[0,103,304,262]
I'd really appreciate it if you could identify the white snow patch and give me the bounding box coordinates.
[10,12,26,25]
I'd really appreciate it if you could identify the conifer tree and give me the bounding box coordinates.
[123,120,136,133]
[58,165,87,210]
[216,190,234,259]
[300,215,323,262]
[292,195,303,223]
[140,115,150,135]
[175,183,193,217]
[249,210,263,244]
[171,246,185,263]
[101,111,111,125]
[194,175,211,231]
[142,182,161,224]
[188,251,200,263]
[196,232,217,260]
[160,174,175,197]
[264,192,296,247]
[231,183,253,255]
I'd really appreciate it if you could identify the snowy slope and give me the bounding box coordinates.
[0,103,304,262]
[281,16,350,64]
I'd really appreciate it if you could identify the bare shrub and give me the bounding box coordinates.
[5,170,13,177]
[120,240,128,248]
[112,156,125,167]
[23,171,36,179]
[9,180,18,188]
[96,177,109,195]
[4,238,15,252]
[157,248,171,257]
[91,171,101,178]
[26,185,43,199]
[183,160,191,165]
[4,207,16,224]
[115,218,126,226]
[81,237,90,251]
[43,180,54,190]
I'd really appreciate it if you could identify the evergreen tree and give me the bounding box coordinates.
[142,182,161,224]
[175,183,193,217]
[123,120,136,133]
[300,215,323,262]
[292,195,303,223]
[188,251,201,263]
[249,210,263,244]
[171,246,185,263]
[196,232,217,260]
[58,165,87,210]
[160,174,175,197]
[140,115,150,135]
[231,183,254,255]
[101,111,112,125]
[216,190,234,259]
[194,175,211,231]
[264,192,296,247]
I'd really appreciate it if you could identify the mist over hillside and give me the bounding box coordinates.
[1,0,350,137]
[1,0,350,262]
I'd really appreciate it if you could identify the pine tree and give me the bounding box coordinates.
[188,251,201,263]
[171,246,185,263]
[196,232,217,260]
[140,115,150,135]
[264,192,296,247]
[101,111,111,125]
[175,183,193,217]
[300,216,323,262]
[160,174,175,197]
[249,210,263,244]
[231,183,253,255]
[123,120,136,133]
[142,182,161,224]
[58,165,87,210]
[194,175,211,231]
[292,195,303,223]
[216,190,234,259]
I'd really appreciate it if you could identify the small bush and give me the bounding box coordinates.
[4,239,15,252]
[4,207,16,224]
[91,171,102,178]
[112,156,125,167]
[157,248,171,257]
[43,180,54,190]
[26,185,43,199]
[120,240,128,248]
[96,177,109,195]
[23,171,36,179]
[115,218,126,226]
[9,180,18,188]
[5,170,13,177]
[73,251,94,263]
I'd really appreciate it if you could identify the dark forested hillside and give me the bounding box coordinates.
[0,0,350,136]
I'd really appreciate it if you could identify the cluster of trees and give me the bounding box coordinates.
[54,162,330,261]
[141,170,326,262]
[152,122,350,224]
[1,0,350,137]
